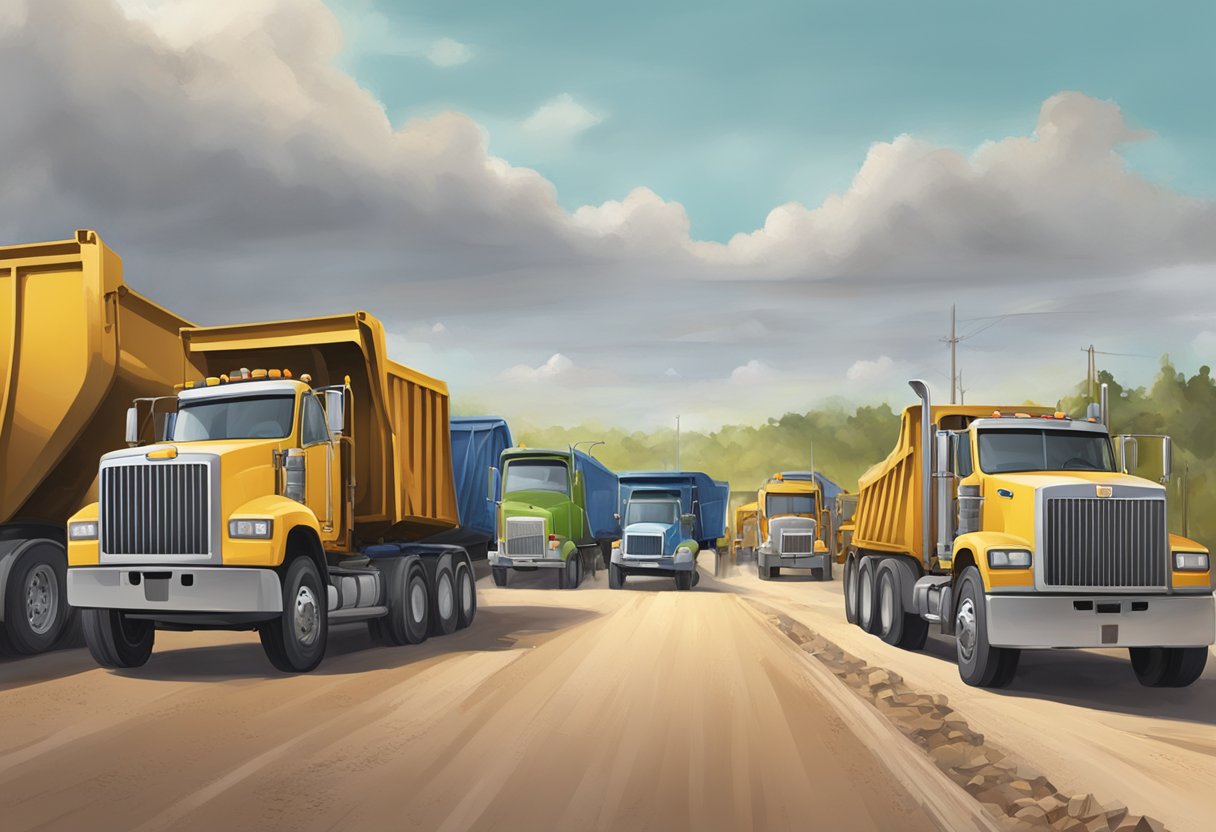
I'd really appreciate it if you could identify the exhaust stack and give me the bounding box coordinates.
[908,380,934,569]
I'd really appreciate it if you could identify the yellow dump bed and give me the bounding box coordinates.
[852,403,1053,561]
[181,312,458,540]
[734,501,759,549]
[1,231,192,527]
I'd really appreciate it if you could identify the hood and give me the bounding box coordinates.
[989,470,1164,493]
[501,490,576,537]
[623,521,684,555]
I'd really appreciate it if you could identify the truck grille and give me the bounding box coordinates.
[1044,498,1167,588]
[625,534,663,556]
[505,517,546,557]
[101,463,210,555]
[780,532,814,555]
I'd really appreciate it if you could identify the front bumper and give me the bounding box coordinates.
[612,548,696,574]
[986,593,1216,649]
[758,548,829,571]
[488,550,566,569]
[67,566,283,613]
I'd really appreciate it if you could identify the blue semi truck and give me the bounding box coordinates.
[426,417,514,560]
[610,471,730,591]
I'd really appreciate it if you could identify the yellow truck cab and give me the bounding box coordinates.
[755,472,833,581]
[732,501,759,562]
[66,313,476,673]
[845,380,1214,688]
[832,492,858,564]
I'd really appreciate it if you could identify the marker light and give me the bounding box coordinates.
[1174,552,1210,572]
[184,381,195,389]
[1014,412,1031,419]
[283,369,293,378]
[220,374,229,383]
[68,521,99,541]
[988,549,1032,569]
[205,376,220,387]
[992,410,1003,417]
[300,373,313,384]
[1054,411,1067,419]
[229,518,273,539]
[268,369,282,379]
[251,369,268,379]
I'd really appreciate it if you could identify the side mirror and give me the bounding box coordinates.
[485,466,500,504]
[1161,436,1172,484]
[933,431,954,478]
[284,448,306,502]
[1118,436,1138,474]
[613,512,621,522]
[681,513,696,529]
[324,389,345,436]
[125,407,139,447]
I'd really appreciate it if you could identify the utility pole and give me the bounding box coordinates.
[941,304,960,404]
[958,369,967,405]
[1087,344,1096,401]
[675,415,681,471]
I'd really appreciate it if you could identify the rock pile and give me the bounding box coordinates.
[756,604,1168,832]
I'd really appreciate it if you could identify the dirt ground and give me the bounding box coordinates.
[0,566,954,832]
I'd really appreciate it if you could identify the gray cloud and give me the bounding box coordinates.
[3,0,1216,428]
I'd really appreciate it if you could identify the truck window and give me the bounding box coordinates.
[838,495,857,522]
[300,395,329,446]
[766,494,816,516]
[173,395,295,441]
[504,460,570,494]
[625,500,679,525]
[977,429,1115,474]
[957,434,974,477]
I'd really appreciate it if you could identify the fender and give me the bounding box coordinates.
[952,531,1034,592]
[560,540,579,561]
[0,536,65,624]
[224,494,322,567]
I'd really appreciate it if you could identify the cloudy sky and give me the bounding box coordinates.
[4,0,1216,429]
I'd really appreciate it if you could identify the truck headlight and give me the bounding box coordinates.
[1174,552,1210,572]
[68,521,98,541]
[676,546,693,557]
[229,518,273,539]
[987,549,1031,569]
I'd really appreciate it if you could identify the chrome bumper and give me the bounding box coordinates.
[488,550,565,569]
[758,549,829,570]
[986,593,1215,649]
[68,566,283,613]
[611,548,696,572]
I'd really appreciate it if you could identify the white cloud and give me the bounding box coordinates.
[665,367,679,377]
[729,360,776,385]
[501,353,575,383]
[1193,332,1216,362]
[426,37,471,67]
[522,93,603,140]
[846,356,897,384]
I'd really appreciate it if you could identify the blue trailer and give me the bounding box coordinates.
[426,417,513,559]
[610,471,730,591]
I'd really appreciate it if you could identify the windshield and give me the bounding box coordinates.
[978,429,1116,474]
[767,494,816,516]
[172,395,295,441]
[625,500,679,526]
[838,496,857,521]
[504,460,570,494]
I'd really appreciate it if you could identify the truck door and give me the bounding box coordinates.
[299,393,338,540]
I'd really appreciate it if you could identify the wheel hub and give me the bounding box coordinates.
[409,580,427,623]
[25,564,58,635]
[293,585,319,646]
[438,574,454,620]
[460,573,474,616]
[880,579,894,633]
[956,598,977,661]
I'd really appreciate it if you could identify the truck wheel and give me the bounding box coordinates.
[491,566,509,587]
[2,542,70,655]
[843,555,859,624]
[757,558,768,580]
[600,541,613,570]
[877,568,929,650]
[373,559,431,645]
[609,562,626,589]
[260,557,328,673]
[954,566,1018,688]
[674,571,693,591]
[454,557,477,629]
[558,555,581,589]
[429,556,459,637]
[82,608,154,669]
[857,558,881,634]
[692,569,700,587]
[1130,646,1208,687]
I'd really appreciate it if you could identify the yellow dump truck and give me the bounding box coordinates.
[732,501,759,561]
[845,380,1214,688]
[832,492,858,563]
[755,472,832,580]
[1,231,191,655]
[67,312,476,673]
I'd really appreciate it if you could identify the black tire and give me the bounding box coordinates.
[428,556,459,637]
[600,541,613,571]
[757,558,768,581]
[491,566,509,587]
[82,608,154,669]
[822,556,833,581]
[877,567,929,650]
[674,571,693,591]
[857,557,880,634]
[692,569,701,587]
[609,562,626,589]
[558,554,581,590]
[372,559,431,645]
[843,555,859,625]
[260,557,328,673]
[954,566,1018,688]
[2,541,70,655]
[454,556,477,630]
[1130,646,1208,687]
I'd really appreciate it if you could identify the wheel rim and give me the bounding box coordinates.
[293,585,320,646]
[409,578,427,623]
[879,576,894,634]
[460,572,474,617]
[438,573,454,620]
[25,563,59,635]
[956,597,978,662]
[860,570,872,622]
[844,561,856,617]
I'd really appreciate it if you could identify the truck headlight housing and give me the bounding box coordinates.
[1174,552,1209,572]
[676,546,693,557]
[987,549,1031,569]
[229,518,273,539]
[68,521,98,541]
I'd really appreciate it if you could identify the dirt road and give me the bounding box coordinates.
[0,568,955,832]
[715,559,1216,832]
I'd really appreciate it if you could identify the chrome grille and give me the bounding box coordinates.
[505,517,546,557]
[1044,498,1167,588]
[625,534,663,556]
[101,463,210,555]
[780,532,814,555]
